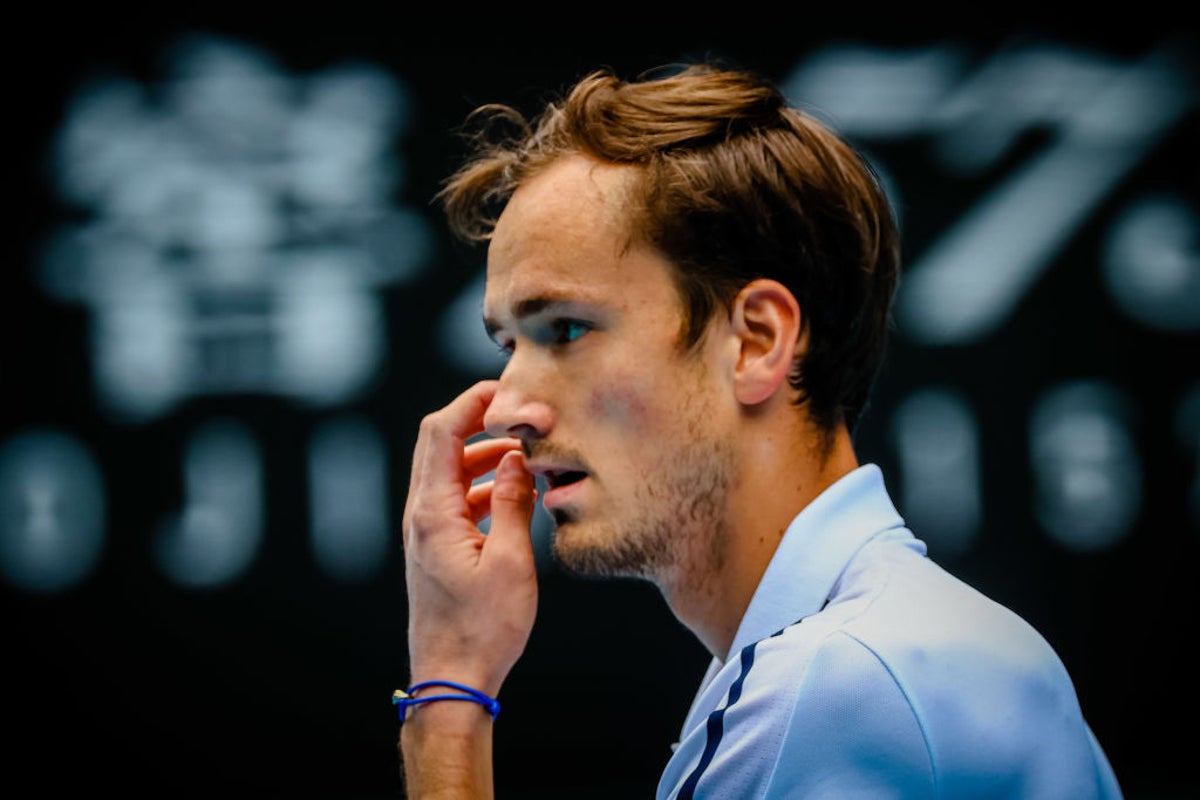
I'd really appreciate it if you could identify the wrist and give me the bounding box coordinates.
[394,681,500,725]
[398,697,496,799]
[406,664,505,698]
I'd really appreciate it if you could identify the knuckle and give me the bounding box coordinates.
[403,498,437,538]
[418,411,443,436]
[491,483,531,505]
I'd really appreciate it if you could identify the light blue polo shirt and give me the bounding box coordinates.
[658,464,1122,799]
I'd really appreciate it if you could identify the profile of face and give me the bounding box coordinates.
[482,155,737,586]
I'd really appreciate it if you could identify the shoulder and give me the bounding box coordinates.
[660,533,1118,799]
[765,628,937,796]
[660,620,937,800]
[761,539,1116,798]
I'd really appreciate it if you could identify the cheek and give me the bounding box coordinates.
[587,376,659,430]
[587,381,667,488]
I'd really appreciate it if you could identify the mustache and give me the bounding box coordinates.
[523,439,588,470]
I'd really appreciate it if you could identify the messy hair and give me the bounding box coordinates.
[437,63,900,436]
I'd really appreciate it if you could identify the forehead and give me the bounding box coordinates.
[483,156,679,315]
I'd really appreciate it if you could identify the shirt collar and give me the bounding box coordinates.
[726,463,906,660]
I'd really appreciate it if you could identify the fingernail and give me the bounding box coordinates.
[500,451,524,476]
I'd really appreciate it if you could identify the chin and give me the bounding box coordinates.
[549,518,611,576]
[547,517,591,569]
[549,515,669,581]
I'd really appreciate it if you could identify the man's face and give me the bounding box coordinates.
[482,155,736,584]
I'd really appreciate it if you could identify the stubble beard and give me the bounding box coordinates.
[550,434,734,589]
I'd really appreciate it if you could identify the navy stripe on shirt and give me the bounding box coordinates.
[675,600,829,799]
[677,642,757,800]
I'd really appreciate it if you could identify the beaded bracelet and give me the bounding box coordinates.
[392,680,501,723]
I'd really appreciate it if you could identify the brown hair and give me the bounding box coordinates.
[437,63,900,435]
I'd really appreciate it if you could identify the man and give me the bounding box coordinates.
[399,63,1122,798]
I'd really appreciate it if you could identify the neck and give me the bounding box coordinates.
[657,415,859,662]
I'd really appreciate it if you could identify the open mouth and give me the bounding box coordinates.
[540,470,587,525]
[545,469,587,490]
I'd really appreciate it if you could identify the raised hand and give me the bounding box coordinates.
[402,380,539,697]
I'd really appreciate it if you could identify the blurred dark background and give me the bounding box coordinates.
[5,11,1197,798]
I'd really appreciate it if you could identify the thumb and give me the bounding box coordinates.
[487,450,537,551]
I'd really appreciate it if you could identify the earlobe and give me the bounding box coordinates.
[731,280,803,407]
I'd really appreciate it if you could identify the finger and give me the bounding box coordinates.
[463,437,523,485]
[414,380,500,487]
[484,450,537,559]
[467,483,540,525]
[404,381,501,547]
[466,480,494,522]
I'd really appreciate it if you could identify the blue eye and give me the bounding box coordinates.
[551,319,590,345]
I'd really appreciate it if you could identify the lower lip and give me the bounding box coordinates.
[542,477,587,510]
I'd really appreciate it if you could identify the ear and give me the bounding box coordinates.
[730,279,803,407]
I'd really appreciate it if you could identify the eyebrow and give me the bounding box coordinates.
[483,295,573,341]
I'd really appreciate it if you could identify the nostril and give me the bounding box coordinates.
[484,398,553,441]
[504,426,539,457]
[485,418,537,441]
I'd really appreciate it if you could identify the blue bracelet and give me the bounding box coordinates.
[392,680,501,723]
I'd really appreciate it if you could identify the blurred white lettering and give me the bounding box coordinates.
[0,430,106,592]
[42,34,432,422]
[309,416,389,582]
[890,388,982,557]
[155,420,263,588]
[1030,382,1140,551]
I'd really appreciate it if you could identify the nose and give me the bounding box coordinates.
[484,356,555,442]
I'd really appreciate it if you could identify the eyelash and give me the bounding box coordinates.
[495,319,591,359]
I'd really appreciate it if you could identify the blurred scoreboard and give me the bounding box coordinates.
[4,27,1197,797]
